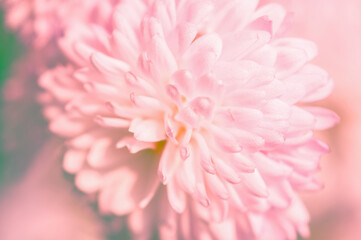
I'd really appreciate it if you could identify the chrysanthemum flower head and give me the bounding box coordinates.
[38,0,338,239]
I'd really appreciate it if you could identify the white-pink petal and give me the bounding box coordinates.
[129,118,166,142]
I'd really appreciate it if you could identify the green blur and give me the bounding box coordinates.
[0,9,22,187]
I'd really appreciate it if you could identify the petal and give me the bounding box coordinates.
[215,107,263,128]
[253,152,292,178]
[182,0,214,25]
[176,153,197,193]
[212,155,241,184]
[253,3,287,36]
[228,153,256,173]
[147,35,178,81]
[175,106,200,129]
[304,107,340,130]
[112,29,139,67]
[167,177,186,213]
[194,73,223,99]
[130,93,170,113]
[182,34,222,77]
[158,194,178,239]
[205,173,229,200]
[193,133,216,174]
[90,52,131,75]
[288,106,316,132]
[241,170,269,198]
[287,64,334,103]
[168,22,198,56]
[262,99,290,120]
[213,0,259,33]
[152,0,176,33]
[128,207,153,240]
[94,115,130,128]
[170,70,195,97]
[99,167,138,215]
[232,129,265,151]
[188,97,214,119]
[67,130,103,149]
[129,118,166,142]
[63,149,87,174]
[158,142,179,184]
[116,137,156,153]
[221,29,271,61]
[76,170,102,194]
[272,38,318,78]
[87,137,116,168]
[49,115,91,137]
[209,197,229,222]
[209,125,242,153]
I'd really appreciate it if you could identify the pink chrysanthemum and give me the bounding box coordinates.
[38,0,338,239]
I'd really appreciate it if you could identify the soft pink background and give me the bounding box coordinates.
[260,0,361,239]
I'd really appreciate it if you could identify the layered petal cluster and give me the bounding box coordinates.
[37,0,338,239]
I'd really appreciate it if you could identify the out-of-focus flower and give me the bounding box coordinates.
[1,56,51,189]
[0,139,106,240]
[37,0,338,239]
[1,0,115,48]
[1,0,117,165]
[2,55,47,149]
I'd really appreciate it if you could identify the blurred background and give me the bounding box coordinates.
[1,1,361,239]
[0,9,21,187]
[259,1,361,239]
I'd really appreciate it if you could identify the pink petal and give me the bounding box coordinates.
[129,118,166,142]
[167,177,186,213]
[221,29,271,61]
[158,142,179,184]
[87,137,115,168]
[182,33,222,77]
[100,168,138,215]
[75,170,102,194]
[170,70,195,97]
[63,149,87,174]
[205,173,229,200]
[90,52,131,75]
[94,115,130,128]
[254,3,287,35]
[304,107,340,130]
[212,155,241,184]
[116,137,156,153]
[49,115,91,137]
[146,35,178,81]
[193,133,216,174]
[209,125,242,153]
[241,170,269,198]
[273,38,318,78]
